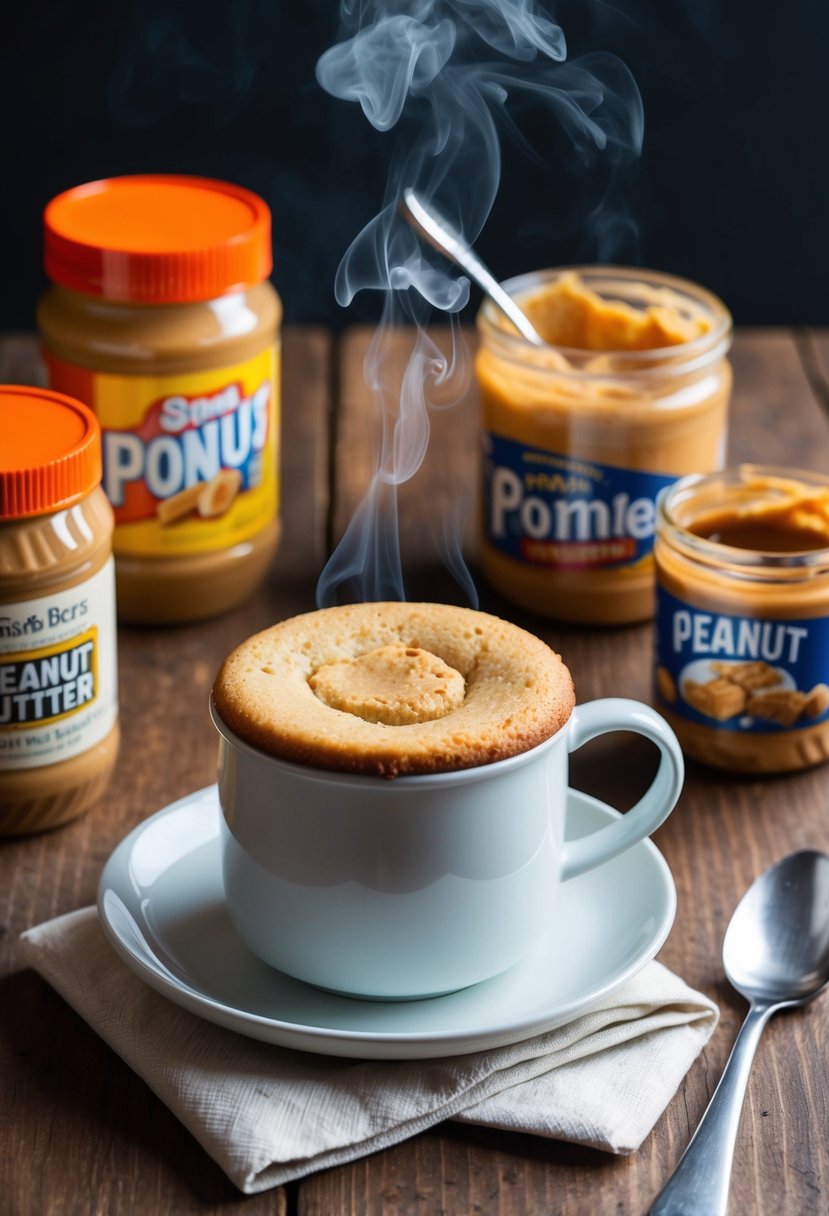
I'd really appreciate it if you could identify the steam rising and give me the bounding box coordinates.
[315,0,642,607]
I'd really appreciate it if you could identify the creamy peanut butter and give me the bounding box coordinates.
[0,388,119,834]
[522,270,710,350]
[654,467,829,773]
[476,267,732,625]
[38,175,282,624]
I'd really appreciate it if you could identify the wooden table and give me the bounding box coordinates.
[2,327,828,1216]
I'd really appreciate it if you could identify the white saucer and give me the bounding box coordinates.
[97,785,676,1060]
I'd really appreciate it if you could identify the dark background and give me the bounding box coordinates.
[1,0,825,331]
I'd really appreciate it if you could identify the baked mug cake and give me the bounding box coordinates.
[212,602,683,998]
[213,601,574,777]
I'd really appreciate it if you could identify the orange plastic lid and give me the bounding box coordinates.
[44,175,272,303]
[0,386,102,518]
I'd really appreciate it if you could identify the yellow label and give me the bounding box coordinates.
[0,561,118,771]
[0,626,98,730]
[47,346,279,557]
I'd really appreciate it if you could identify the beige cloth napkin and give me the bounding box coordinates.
[20,908,717,1195]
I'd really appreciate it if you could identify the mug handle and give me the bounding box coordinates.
[560,698,684,882]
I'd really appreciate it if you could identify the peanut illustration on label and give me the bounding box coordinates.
[681,661,828,728]
[157,469,242,526]
[804,684,829,717]
[197,469,242,518]
[745,689,808,728]
[709,660,780,690]
[156,483,204,525]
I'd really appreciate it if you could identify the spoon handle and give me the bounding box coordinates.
[401,191,545,346]
[649,1001,774,1216]
[443,244,544,347]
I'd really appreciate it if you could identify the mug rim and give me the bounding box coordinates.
[209,696,569,789]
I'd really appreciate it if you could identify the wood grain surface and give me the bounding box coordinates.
[1,327,828,1216]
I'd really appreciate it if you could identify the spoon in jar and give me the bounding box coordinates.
[401,189,546,346]
[650,849,829,1216]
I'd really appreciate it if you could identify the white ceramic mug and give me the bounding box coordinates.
[211,697,683,999]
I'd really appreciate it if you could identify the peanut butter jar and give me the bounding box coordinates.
[476,267,732,624]
[0,387,119,834]
[38,175,281,624]
[654,466,829,773]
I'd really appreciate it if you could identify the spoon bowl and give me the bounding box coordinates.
[723,849,829,1004]
[650,849,829,1216]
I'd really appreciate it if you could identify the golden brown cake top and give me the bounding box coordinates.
[212,602,575,777]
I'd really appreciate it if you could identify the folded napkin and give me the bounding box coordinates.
[20,908,717,1195]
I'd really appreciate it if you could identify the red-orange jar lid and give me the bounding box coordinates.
[0,386,102,518]
[43,174,273,304]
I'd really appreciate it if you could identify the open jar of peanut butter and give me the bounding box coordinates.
[654,466,829,773]
[0,387,119,834]
[476,267,732,625]
[38,175,281,624]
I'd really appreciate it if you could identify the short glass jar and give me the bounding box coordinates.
[38,175,282,624]
[0,387,119,834]
[654,465,829,773]
[476,266,732,625]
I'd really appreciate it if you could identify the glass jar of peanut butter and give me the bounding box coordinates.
[654,466,829,773]
[476,267,732,625]
[0,387,119,834]
[38,175,282,624]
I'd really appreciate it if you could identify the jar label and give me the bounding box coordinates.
[44,347,279,556]
[654,585,829,732]
[0,559,118,770]
[483,432,675,570]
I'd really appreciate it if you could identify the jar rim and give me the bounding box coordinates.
[476,264,733,379]
[658,464,829,574]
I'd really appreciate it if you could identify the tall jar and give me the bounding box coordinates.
[654,466,829,773]
[0,387,119,834]
[476,266,732,625]
[38,175,282,625]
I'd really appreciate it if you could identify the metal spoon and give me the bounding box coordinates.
[650,849,829,1216]
[401,189,546,346]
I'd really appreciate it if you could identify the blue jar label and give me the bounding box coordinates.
[483,433,676,569]
[654,585,829,732]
